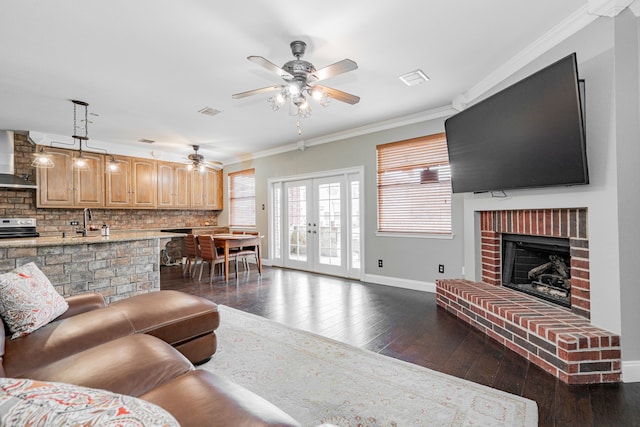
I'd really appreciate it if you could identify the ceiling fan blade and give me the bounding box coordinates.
[248,56,293,80]
[310,59,358,82]
[314,85,360,105]
[232,85,284,99]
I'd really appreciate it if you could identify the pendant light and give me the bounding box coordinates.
[72,100,90,170]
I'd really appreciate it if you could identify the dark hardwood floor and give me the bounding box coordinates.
[161,265,640,427]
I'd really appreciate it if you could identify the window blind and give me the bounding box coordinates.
[229,169,256,227]
[377,133,452,234]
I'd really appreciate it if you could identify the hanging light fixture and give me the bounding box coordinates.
[31,145,54,169]
[71,100,91,170]
[233,40,359,136]
[106,154,121,173]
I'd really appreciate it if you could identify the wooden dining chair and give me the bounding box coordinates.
[197,235,237,283]
[182,234,201,277]
[234,231,260,273]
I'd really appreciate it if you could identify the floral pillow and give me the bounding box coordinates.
[0,378,179,426]
[0,262,69,339]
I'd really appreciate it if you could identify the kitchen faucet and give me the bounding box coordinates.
[78,208,93,237]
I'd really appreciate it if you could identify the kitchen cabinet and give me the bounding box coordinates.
[105,156,157,208]
[158,161,191,209]
[36,147,219,210]
[191,168,222,209]
[37,147,104,207]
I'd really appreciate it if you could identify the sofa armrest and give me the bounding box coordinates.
[56,293,107,320]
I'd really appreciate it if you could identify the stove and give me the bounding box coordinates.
[0,218,39,239]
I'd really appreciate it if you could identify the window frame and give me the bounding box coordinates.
[376,133,453,238]
[228,168,256,228]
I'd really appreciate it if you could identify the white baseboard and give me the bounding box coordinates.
[362,273,436,293]
[622,361,640,383]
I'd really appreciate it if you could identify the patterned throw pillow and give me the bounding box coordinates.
[0,378,179,426]
[0,262,69,339]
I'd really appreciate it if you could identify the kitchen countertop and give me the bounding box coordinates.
[0,230,187,248]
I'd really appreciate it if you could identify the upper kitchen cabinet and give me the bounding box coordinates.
[37,147,104,207]
[191,168,222,210]
[106,156,157,208]
[158,161,191,209]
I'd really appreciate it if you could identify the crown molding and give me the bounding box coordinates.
[453,5,598,111]
[629,0,640,15]
[228,106,457,165]
[588,0,636,17]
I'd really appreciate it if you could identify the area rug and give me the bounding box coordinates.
[200,305,538,427]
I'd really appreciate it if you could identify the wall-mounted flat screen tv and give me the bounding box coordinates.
[444,53,588,194]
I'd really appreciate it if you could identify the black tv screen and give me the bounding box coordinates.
[444,53,588,194]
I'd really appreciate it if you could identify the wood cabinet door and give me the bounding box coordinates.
[204,168,223,209]
[74,151,104,206]
[157,161,175,208]
[174,163,191,208]
[191,169,205,208]
[37,148,74,207]
[131,157,157,208]
[105,156,132,207]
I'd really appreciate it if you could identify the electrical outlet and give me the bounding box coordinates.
[70,221,79,226]
[378,259,383,268]
[438,264,445,274]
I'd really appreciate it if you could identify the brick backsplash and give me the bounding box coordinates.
[1,133,219,235]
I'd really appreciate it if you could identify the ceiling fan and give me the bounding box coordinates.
[186,145,222,171]
[232,40,360,116]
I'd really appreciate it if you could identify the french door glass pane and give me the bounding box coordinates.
[350,180,360,269]
[287,185,307,262]
[274,187,282,259]
[318,182,341,266]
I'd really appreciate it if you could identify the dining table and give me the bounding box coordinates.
[212,233,263,281]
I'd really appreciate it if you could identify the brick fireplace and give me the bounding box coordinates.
[480,208,590,318]
[436,208,622,384]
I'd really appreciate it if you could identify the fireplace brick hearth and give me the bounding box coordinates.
[435,208,621,384]
[436,279,621,384]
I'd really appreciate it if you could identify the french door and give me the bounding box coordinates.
[270,168,362,279]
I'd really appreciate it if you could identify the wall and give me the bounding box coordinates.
[615,10,640,375]
[220,118,465,289]
[1,133,220,236]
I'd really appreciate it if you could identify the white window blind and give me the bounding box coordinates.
[377,133,452,234]
[229,169,256,227]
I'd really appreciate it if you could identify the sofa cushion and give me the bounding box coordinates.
[3,306,136,378]
[0,262,68,339]
[22,334,194,397]
[0,377,179,426]
[140,370,301,427]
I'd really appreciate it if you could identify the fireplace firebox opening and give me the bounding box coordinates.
[502,233,571,308]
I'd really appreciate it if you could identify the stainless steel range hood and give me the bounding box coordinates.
[0,131,38,189]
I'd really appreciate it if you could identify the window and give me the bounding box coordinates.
[377,133,452,234]
[229,169,256,227]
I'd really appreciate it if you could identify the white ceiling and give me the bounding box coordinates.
[0,1,622,165]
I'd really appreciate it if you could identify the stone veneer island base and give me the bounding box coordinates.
[436,279,621,384]
[0,231,184,303]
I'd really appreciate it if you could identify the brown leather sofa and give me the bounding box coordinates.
[0,290,300,426]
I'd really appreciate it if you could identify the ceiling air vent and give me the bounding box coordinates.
[138,138,155,144]
[198,107,221,117]
[399,69,429,86]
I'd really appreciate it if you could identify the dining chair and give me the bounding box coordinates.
[197,235,237,283]
[182,234,201,278]
[234,231,260,273]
